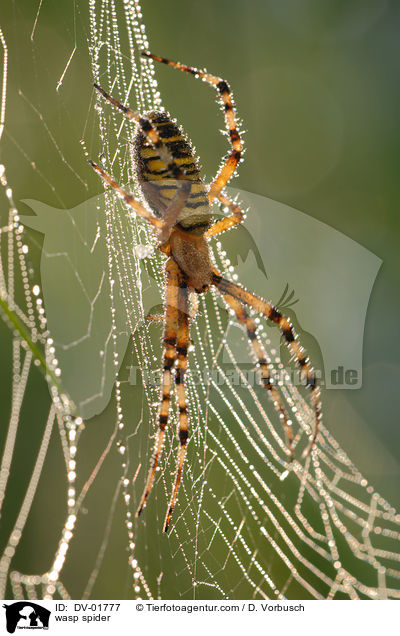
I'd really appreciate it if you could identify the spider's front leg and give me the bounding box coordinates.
[137,261,192,532]
[164,275,191,532]
[136,259,180,517]
[222,293,295,460]
[212,272,322,458]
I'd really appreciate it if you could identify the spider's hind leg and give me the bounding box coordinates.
[93,83,188,181]
[142,51,243,201]
[89,161,163,232]
[91,83,193,240]
[90,162,191,243]
[206,193,245,239]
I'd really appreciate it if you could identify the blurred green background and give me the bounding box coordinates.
[1,0,399,598]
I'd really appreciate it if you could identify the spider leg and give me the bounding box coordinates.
[94,83,188,181]
[89,162,191,241]
[222,292,294,460]
[136,258,180,518]
[212,272,322,457]
[206,192,245,239]
[141,52,243,202]
[164,276,190,532]
[89,161,163,231]
[158,180,192,244]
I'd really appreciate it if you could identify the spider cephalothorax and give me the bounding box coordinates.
[90,51,322,532]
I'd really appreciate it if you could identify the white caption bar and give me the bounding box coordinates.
[1,600,396,635]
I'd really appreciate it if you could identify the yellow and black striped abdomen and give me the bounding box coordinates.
[133,111,211,232]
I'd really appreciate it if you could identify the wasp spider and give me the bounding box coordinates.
[90,51,322,532]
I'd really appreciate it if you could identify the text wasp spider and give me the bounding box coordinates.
[90,51,322,532]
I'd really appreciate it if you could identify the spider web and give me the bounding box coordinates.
[0,1,399,601]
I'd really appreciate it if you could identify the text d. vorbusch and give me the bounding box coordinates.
[249,603,304,612]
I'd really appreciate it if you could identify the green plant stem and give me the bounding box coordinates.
[0,293,63,394]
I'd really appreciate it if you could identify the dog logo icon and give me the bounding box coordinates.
[3,602,50,633]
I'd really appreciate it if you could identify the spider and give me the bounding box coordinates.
[90,51,322,533]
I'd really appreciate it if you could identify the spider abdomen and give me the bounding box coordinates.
[133,111,211,232]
